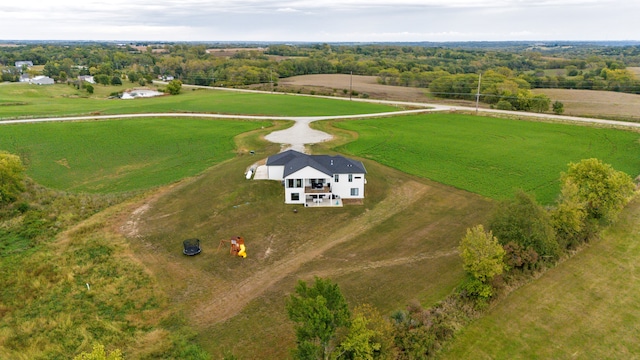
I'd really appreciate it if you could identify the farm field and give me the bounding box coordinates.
[534,88,640,122]
[280,74,640,122]
[0,118,272,193]
[330,113,640,204]
[439,197,640,359]
[279,74,433,103]
[0,83,397,119]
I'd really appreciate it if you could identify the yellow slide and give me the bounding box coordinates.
[238,244,247,258]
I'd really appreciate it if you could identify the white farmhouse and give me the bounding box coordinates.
[15,61,34,70]
[78,75,95,84]
[30,76,54,85]
[266,150,367,206]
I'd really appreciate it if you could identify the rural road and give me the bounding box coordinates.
[2,85,640,152]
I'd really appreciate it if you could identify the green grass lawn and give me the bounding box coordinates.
[332,113,640,204]
[437,197,640,359]
[0,83,396,119]
[0,118,271,193]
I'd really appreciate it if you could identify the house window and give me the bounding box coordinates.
[334,174,339,182]
[348,174,353,182]
[291,193,300,201]
[350,188,359,196]
[287,179,302,188]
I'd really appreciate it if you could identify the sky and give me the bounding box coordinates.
[1,0,638,42]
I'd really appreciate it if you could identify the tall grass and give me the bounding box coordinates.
[0,182,210,359]
[333,113,640,204]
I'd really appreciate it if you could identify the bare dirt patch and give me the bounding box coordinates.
[280,74,433,102]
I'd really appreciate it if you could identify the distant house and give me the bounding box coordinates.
[265,150,367,206]
[30,76,54,85]
[159,75,174,81]
[78,75,95,84]
[19,74,30,82]
[15,61,33,70]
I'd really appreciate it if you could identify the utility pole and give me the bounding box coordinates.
[349,71,353,100]
[475,73,482,115]
[270,69,273,92]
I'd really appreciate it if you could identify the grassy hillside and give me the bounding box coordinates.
[438,197,640,359]
[133,152,494,359]
[0,118,272,193]
[331,113,640,204]
[0,83,397,119]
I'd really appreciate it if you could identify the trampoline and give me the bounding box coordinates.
[183,238,202,256]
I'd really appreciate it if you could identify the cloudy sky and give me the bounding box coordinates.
[1,0,638,42]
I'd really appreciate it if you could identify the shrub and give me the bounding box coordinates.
[496,100,513,110]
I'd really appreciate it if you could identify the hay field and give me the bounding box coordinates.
[533,88,640,121]
[279,74,434,102]
[279,74,640,121]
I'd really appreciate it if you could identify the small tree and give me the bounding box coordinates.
[490,191,560,261]
[561,158,635,223]
[111,76,122,85]
[459,225,506,283]
[552,100,565,114]
[335,304,395,360]
[286,277,351,360]
[166,79,182,95]
[85,84,94,94]
[496,99,513,110]
[530,94,550,113]
[0,151,26,205]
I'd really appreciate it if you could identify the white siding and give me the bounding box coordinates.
[331,173,365,199]
[267,165,285,180]
[287,166,331,180]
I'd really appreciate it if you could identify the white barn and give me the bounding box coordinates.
[30,76,54,85]
[266,150,367,206]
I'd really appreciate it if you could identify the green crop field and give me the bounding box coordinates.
[0,118,271,193]
[333,113,640,204]
[0,83,396,119]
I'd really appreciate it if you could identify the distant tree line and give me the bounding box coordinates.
[2,42,639,109]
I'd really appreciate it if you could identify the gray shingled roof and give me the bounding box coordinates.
[267,150,367,178]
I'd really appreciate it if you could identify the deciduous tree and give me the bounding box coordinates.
[459,225,506,283]
[286,277,351,360]
[166,79,182,95]
[490,191,560,261]
[561,158,635,223]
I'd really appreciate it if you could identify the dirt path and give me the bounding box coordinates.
[299,248,459,280]
[189,180,428,328]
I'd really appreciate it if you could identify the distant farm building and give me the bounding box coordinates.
[78,75,95,84]
[30,76,54,85]
[15,61,33,70]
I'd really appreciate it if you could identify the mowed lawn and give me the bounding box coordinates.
[438,197,640,359]
[0,83,396,118]
[0,118,271,193]
[333,113,640,204]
